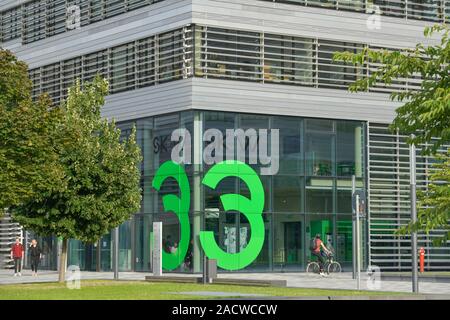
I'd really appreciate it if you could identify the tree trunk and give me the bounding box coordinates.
[96,240,101,272]
[58,238,68,283]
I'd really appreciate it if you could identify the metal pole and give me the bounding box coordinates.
[113,227,119,280]
[352,175,356,280]
[356,194,361,290]
[410,140,419,293]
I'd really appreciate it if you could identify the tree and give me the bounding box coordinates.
[400,149,449,243]
[0,49,64,214]
[12,77,142,282]
[333,24,449,241]
[334,24,449,154]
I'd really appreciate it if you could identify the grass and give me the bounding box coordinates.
[0,280,408,300]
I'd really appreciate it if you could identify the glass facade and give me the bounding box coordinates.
[67,111,365,272]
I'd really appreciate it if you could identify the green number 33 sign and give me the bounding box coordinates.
[152,160,265,271]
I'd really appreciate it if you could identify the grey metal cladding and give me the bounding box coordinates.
[191,78,400,123]
[6,0,440,68]
[100,77,401,123]
[102,79,193,122]
[190,0,440,48]
[8,0,192,68]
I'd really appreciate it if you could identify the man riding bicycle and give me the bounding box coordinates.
[311,234,331,276]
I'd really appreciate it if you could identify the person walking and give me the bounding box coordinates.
[29,239,42,277]
[10,237,24,277]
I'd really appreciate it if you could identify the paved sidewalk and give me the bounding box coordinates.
[1,270,449,295]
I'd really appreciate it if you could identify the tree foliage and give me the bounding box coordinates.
[0,49,64,212]
[12,76,142,281]
[333,25,450,241]
[398,149,450,244]
[13,77,142,242]
[334,24,449,154]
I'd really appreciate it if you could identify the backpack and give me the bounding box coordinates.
[309,238,317,252]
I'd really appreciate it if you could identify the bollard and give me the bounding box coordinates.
[419,247,425,273]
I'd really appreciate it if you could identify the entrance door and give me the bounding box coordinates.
[284,222,302,265]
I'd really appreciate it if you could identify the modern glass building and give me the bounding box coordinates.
[1,0,449,272]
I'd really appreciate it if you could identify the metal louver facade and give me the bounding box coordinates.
[368,123,450,270]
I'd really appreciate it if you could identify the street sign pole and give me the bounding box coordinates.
[410,139,419,293]
[351,175,356,280]
[113,226,119,280]
[356,194,361,290]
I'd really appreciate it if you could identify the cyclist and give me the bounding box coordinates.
[311,234,331,276]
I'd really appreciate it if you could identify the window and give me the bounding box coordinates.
[305,119,335,177]
[273,213,304,269]
[372,0,406,18]
[272,117,303,174]
[305,178,333,213]
[83,50,108,83]
[274,176,302,213]
[22,0,46,44]
[264,34,315,85]
[1,7,22,42]
[89,0,104,23]
[41,63,62,105]
[46,0,67,38]
[29,68,42,100]
[61,57,82,100]
[104,0,126,19]
[318,40,364,89]
[336,121,364,177]
[198,27,262,81]
[110,42,136,93]
[136,37,156,88]
[407,0,443,21]
[445,0,450,20]
[158,27,192,83]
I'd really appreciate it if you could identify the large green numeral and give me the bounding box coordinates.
[199,160,265,270]
[152,161,190,271]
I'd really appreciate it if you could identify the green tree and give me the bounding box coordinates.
[334,24,449,154]
[401,149,449,243]
[333,24,449,241]
[13,77,142,282]
[0,49,64,214]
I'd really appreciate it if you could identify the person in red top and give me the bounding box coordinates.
[311,234,330,276]
[10,237,24,277]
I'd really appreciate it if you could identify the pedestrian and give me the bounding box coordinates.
[29,239,42,277]
[10,237,24,277]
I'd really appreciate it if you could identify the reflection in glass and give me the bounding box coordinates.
[274,176,302,212]
[273,214,304,270]
[273,117,302,174]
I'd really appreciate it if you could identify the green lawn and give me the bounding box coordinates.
[0,280,407,300]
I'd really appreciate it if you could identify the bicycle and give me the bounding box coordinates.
[306,252,341,274]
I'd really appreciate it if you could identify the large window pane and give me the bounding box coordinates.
[198,27,261,81]
[273,213,304,270]
[336,215,353,268]
[274,176,302,213]
[273,116,303,175]
[318,40,364,89]
[305,119,334,176]
[306,178,333,213]
[264,34,314,85]
[306,214,333,261]
[336,121,364,177]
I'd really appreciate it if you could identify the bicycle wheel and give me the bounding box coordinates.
[306,262,320,274]
[327,262,341,273]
